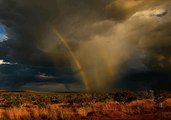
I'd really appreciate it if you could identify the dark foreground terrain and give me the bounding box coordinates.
[0,90,170,120]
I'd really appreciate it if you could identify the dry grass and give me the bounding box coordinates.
[3,107,30,119]
[0,99,169,119]
[164,98,171,105]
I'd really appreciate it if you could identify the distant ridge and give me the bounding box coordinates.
[0,90,37,93]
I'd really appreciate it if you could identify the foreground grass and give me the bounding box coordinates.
[0,91,170,119]
[0,99,170,120]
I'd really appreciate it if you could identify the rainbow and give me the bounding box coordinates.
[52,28,89,91]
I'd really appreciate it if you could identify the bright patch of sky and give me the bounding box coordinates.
[0,59,17,65]
[0,60,10,65]
[0,25,8,42]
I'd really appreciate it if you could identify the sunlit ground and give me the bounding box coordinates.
[0,91,170,120]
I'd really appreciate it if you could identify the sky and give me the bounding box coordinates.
[0,25,8,42]
[0,0,171,91]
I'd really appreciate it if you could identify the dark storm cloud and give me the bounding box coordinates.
[0,0,115,65]
[0,64,80,90]
[0,0,128,91]
[116,71,171,90]
[139,18,171,71]
[0,0,140,66]
[0,0,171,91]
[115,11,171,90]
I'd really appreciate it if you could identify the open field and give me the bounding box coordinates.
[0,91,170,120]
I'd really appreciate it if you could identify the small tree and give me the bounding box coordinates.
[154,90,166,108]
[114,92,137,104]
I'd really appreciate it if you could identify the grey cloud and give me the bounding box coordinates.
[0,0,114,65]
[0,64,81,90]
[0,0,171,91]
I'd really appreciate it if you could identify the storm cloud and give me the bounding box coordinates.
[0,0,111,65]
[0,0,171,91]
